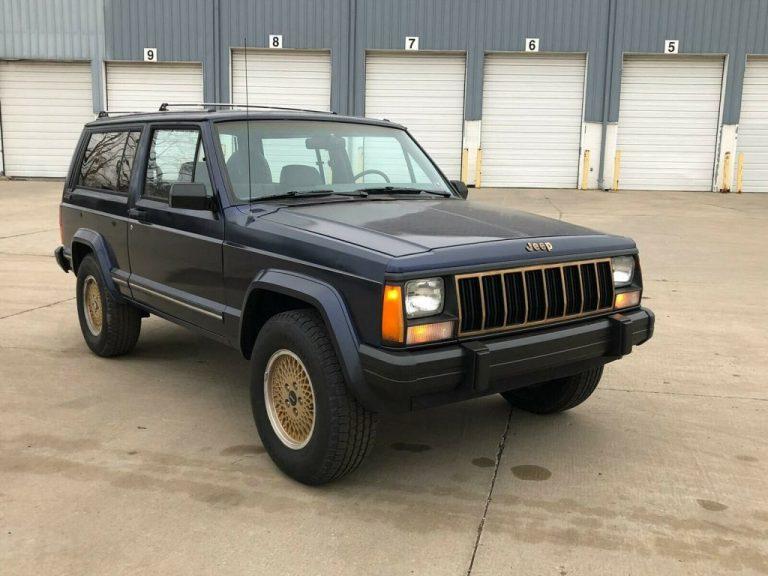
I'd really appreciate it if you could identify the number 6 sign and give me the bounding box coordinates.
[525,38,540,52]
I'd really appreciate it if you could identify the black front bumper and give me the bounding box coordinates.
[54,246,71,273]
[359,307,654,412]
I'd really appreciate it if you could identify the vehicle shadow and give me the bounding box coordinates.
[124,318,519,489]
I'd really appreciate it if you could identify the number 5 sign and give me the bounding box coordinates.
[665,40,679,54]
[525,38,540,52]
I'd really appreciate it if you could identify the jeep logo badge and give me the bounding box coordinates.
[526,241,553,252]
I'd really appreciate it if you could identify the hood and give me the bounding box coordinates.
[262,199,602,257]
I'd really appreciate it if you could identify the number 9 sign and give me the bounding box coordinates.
[144,48,157,62]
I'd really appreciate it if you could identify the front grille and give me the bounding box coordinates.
[456,258,614,336]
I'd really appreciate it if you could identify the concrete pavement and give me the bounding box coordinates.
[1,181,766,575]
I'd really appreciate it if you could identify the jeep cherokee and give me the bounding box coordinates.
[55,106,654,484]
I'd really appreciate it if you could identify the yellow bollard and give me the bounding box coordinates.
[581,149,590,190]
[720,151,731,193]
[612,150,621,191]
[736,152,744,193]
[475,149,483,188]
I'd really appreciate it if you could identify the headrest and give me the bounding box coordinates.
[280,164,322,189]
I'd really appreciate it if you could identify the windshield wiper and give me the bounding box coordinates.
[254,190,368,202]
[360,186,452,198]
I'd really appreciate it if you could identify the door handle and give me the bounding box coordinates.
[128,207,148,223]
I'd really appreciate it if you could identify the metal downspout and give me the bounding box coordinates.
[598,0,617,190]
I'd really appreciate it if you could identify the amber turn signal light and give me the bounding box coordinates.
[614,290,641,309]
[381,285,404,344]
[406,321,455,345]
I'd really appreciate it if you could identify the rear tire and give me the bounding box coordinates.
[250,309,377,485]
[76,254,141,357]
[501,367,604,414]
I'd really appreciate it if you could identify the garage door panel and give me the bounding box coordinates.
[616,55,723,191]
[0,60,94,177]
[481,53,586,188]
[106,62,203,112]
[365,53,465,180]
[231,50,331,112]
[736,57,768,192]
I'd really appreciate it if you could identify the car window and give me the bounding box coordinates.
[143,128,212,203]
[216,120,452,201]
[79,131,140,193]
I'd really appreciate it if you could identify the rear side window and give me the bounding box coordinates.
[78,130,141,193]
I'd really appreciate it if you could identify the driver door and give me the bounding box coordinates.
[127,125,225,336]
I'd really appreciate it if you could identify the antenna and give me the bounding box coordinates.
[243,37,253,203]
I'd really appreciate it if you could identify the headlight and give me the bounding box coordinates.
[405,277,444,318]
[612,256,635,286]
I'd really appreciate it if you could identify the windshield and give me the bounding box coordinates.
[214,120,454,202]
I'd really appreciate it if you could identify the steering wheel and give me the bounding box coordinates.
[353,169,390,183]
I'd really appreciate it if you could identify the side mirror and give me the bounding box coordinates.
[451,180,469,199]
[169,183,212,211]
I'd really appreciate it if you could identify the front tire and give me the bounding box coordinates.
[76,254,141,357]
[501,366,604,414]
[250,310,377,485]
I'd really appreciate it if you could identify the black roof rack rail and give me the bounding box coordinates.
[158,102,337,115]
[97,110,146,118]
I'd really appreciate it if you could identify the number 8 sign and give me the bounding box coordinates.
[269,35,283,49]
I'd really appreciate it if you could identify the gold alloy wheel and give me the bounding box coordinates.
[263,350,316,450]
[82,275,103,336]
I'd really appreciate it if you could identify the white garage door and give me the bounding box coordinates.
[231,50,331,111]
[736,57,768,193]
[106,62,203,112]
[0,61,93,177]
[616,55,724,191]
[481,53,586,188]
[365,53,465,179]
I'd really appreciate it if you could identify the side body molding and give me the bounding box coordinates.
[241,270,375,410]
[71,228,122,298]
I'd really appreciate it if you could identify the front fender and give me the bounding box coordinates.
[71,228,121,299]
[241,269,377,411]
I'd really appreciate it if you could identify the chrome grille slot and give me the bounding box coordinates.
[458,277,482,333]
[544,267,565,318]
[455,258,615,337]
[482,274,505,329]
[525,269,546,322]
[580,263,598,312]
[597,261,613,309]
[504,271,526,325]
[563,265,582,315]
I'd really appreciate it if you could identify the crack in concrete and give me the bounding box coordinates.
[544,196,564,220]
[0,228,57,240]
[466,407,513,576]
[0,297,75,320]
[602,386,767,402]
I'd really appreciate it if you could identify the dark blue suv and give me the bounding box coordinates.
[55,106,654,484]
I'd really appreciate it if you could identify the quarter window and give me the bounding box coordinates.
[143,128,212,203]
[79,130,140,193]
